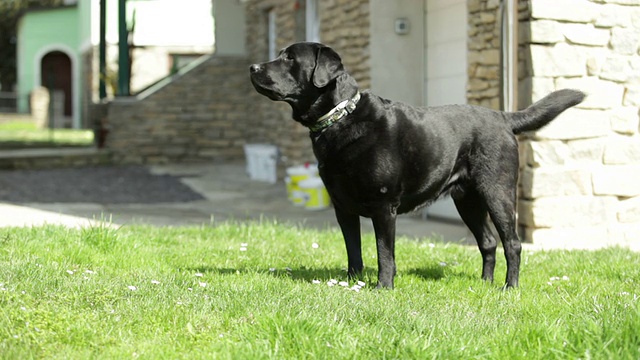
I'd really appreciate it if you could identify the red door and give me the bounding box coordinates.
[41,51,72,117]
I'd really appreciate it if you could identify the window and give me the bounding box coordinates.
[305,0,320,42]
[268,8,277,60]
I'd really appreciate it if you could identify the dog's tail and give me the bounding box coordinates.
[507,89,585,134]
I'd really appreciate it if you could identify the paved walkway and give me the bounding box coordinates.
[2,162,639,251]
[0,162,473,243]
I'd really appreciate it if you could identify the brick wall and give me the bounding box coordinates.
[105,55,260,164]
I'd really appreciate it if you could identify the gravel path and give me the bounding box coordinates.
[0,165,204,204]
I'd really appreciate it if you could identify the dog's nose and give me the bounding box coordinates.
[250,64,261,73]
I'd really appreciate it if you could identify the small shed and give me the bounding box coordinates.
[16,4,82,128]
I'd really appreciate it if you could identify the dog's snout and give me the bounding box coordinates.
[250,64,261,73]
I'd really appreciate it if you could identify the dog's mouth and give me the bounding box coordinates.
[249,67,284,101]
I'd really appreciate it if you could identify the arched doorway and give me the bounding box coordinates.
[40,51,72,127]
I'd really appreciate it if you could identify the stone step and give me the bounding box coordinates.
[0,147,112,170]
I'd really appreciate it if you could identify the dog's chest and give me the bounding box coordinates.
[317,156,400,216]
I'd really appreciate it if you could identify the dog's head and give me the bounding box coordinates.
[249,42,357,126]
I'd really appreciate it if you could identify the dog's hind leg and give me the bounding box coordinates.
[335,207,363,278]
[484,188,521,289]
[453,190,497,283]
[476,161,521,289]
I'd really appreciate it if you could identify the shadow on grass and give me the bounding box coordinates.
[183,266,374,282]
[185,265,465,285]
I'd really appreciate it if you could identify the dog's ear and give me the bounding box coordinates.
[312,46,344,88]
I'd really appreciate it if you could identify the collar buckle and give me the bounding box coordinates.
[310,91,360,133]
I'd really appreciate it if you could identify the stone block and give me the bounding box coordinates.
[612,223,640,252]
[519,196,617,227]
[530,0,597,22]
[623,85,640,107]
[530,20,564,44]
[524,226,616,250]
[603,136,640,164]
[521,166,593,198]
[562,23,610,46]
[566,138,607,163]
[603,0,640,6]
[592,165,640,196]
[556,77,625,109]
[527,138,606,166]
[600,56,631,82]
[533,108,610,140]
[526,140,568,166]
[633,8,640,28]
[530,77,556,102]
[530,43,587,77]
[610,28,640,55]
[618,195,640,223]
[610,107,640,135]
[468,49,500,66]
[595,4,633,27]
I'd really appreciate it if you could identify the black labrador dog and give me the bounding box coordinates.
[249,42,584,289]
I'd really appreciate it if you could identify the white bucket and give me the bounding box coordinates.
[243,144,278,184]
[286,165,318,206]
[298,177,331,210]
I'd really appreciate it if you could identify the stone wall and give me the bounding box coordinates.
[105,55,260,164]
[244,0,370,165]
[518,0,640,248]
[245,0,311,164]
[319,0,371,90]
[467,0,530,110]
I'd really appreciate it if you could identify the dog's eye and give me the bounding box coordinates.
[284,53,294,61]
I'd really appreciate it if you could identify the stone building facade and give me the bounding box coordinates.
[103,0,639,248]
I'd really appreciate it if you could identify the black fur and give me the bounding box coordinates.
[250,42,585,289]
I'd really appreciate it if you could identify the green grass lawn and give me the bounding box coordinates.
[0,222,638,359]
[0,121,93,148]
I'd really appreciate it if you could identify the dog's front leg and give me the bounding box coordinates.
[371,206,397,289]
[335,206,363,278]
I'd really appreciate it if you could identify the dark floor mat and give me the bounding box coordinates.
[0,165,205,204]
